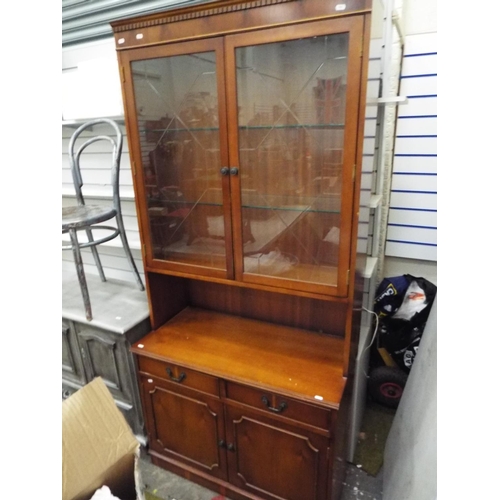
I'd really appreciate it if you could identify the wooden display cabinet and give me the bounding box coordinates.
[111,1,381,498]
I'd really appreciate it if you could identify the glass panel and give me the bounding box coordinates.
[236,34,349,286]
[131,52,226,269]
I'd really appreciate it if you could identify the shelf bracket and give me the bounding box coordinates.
[366,96,408,106]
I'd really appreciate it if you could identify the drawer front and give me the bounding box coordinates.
[138,356,219,397]
[225,381,331,431]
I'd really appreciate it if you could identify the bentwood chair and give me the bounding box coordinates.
[62,118,144,321]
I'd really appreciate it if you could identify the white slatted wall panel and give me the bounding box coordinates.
[359,36,382,313]
[386,32,437,261]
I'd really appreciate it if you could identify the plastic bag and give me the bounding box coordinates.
[373,274,437,371]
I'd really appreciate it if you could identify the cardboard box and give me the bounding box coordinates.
[62,377,145,500]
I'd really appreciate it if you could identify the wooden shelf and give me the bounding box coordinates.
[132,306,346,408]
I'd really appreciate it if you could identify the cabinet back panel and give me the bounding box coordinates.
[187,279,346,336]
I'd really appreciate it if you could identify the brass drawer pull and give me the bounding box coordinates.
[166,367,186,383]
[261,395,287,413]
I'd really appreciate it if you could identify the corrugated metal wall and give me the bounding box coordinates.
[62,0,210,46]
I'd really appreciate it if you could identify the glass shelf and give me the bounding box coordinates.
[146,123,345,133]
[240,124,345,130]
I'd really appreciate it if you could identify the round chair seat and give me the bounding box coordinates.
[62,205,118,231]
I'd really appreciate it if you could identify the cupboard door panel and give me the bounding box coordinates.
[141,376,228,481]
[225,406,329,500]
[62,321,86,386]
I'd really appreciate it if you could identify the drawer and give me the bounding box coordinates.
[137,356,219,397]
[225,382,331,431]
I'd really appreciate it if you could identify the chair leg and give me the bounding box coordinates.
[116,214,145,291]
[69,228,93,321]
[86,228,106,282]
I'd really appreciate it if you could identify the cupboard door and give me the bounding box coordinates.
[122,39,233,279]
[140,375,228,481]
[62,321,86,387]
[225,405,330,500]
[225,18,364,296]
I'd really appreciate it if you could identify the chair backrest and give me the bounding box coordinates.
[68,118,123,208]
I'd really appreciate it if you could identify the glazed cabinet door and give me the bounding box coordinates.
[225,17,364,296]
[140,375,228,481]
[121,38,233,279]
[224,405,330,500]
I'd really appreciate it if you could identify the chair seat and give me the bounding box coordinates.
[62,205,118,231]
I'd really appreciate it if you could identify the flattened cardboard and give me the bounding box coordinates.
[62,377,143,500]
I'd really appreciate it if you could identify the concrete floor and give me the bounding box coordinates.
[138,449,383,500]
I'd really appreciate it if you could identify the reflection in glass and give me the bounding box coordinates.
[236,35,349,286]
[131,52,226,269]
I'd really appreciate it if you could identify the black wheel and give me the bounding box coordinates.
[368,366,408,409]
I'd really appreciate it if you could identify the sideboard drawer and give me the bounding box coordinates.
[137,356,219,397]
[225,381,331,431]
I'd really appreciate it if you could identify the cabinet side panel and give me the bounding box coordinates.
[188,279,347,336]
[146,272,190,329]
[331,377,353,500]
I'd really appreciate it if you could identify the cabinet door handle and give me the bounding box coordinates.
[166,367,186,383]
[227,443,236,452]
[261,395,288,413]
[220,167,229,176]
[229,167,239,176]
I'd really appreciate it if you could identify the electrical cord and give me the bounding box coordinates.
[361,307,379,378]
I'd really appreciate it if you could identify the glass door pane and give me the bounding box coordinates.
[131,51,227,271]
[234,34,350,288]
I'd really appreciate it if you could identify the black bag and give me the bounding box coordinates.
[373,274,437,371]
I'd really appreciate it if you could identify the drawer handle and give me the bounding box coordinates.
[166,367,186,383]
[261,395,288,414]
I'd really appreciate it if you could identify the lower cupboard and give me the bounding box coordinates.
[133,307,349,500]
[139,370,341,500]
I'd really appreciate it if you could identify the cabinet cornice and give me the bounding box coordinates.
[111,0,297,32]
